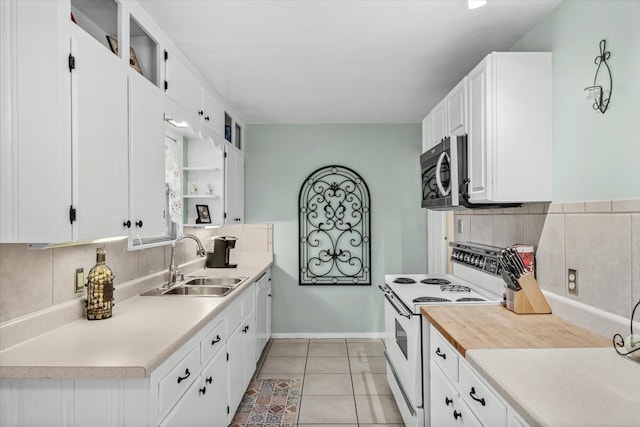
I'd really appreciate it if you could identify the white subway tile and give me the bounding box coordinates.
[536,214,565,296]
[612,199,640,213]
[492,215,522,248]
[547,202,563,213]
[562,202,585,213]
[527,203,545,214]
[585,200,612,213]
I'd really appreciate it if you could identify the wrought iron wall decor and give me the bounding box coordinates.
[299,165,371,285]
[584,39,612,114]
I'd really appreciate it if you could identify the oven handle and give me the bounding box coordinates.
[384,351,417,417]
[384,293,412,319]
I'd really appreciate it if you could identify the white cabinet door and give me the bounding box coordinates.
[255,274,270,359]
[446,77,468,137]
[243,309,256,388]
[202,89,225,136]
[467,57,490,202]
[202,348,228,427]
[224,145,244,224]
[422,114,433,151]
[165,51,202,120]
[227,323,245,416]
[71,36,129,241]
[159,377,205,427]
[430,99,447,148]
[129,76,167,240]
[431,362,458,427]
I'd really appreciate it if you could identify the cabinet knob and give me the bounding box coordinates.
[445,397,453,406]
[135,220,143,228]
[453,411,462,420]
[199,386,206,395]
[123,220,131,228]
[206,376,213,384]
[204,116,210,121]
[198,110,204,116]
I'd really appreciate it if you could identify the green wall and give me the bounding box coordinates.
[244,124,424,334]
[511,0,640,201]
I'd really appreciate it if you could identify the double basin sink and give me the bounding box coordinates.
[141,276,247,297]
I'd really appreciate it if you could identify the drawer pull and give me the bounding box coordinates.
[211,335,221,345]
[453,410,462,420]
[177,368,191,384]
[445,397,453,406]
[435,347,446,359]
[469,387,486,406]
[199,386,206,395]
[206,376,213,384]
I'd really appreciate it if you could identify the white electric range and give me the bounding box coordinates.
[381,242,508,427]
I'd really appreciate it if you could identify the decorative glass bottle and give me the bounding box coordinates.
[86,247,114,320]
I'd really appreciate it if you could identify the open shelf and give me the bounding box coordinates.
[130,16,158,85]
[70,0,118,55]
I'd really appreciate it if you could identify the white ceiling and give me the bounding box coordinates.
[138,0,560,124]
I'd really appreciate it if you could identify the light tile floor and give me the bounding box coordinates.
[254,338,404,426]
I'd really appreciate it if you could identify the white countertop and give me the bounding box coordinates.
[0,259,271,379]
[466,347,640,427]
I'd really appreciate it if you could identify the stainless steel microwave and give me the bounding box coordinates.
[420,135,467,210]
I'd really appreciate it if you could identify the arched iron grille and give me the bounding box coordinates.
[299,165,371,285]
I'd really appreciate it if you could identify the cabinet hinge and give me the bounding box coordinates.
[224,152,227,158]
[227,405,230,415]
[164,80,168,91]
[68,54,75,72]
[224,212,227,219]
[69,206,77,224]
[226,352,229,361]
[164,50,168,61]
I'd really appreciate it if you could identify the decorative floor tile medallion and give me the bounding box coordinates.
[230,379,302,427]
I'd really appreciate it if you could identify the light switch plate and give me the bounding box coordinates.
[75,268,84,293]
[457,219,464,234]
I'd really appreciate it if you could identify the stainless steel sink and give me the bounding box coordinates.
[184,277,244,286]
[139,276,247,297]
[163,285,233,297]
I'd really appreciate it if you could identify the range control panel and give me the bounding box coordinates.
[450,242,502,276]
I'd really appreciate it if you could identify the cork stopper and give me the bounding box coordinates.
[96,247,106,263]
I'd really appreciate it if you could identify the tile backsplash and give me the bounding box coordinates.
[0,224,272,348]
[454,199,640,325]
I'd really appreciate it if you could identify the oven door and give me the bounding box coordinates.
[383,292,422,409]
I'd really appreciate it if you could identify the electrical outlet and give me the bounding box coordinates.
[567,268,578,296]
[75,268,84,293]
[457,219,464,234]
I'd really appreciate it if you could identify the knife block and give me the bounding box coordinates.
[505,274,552,314]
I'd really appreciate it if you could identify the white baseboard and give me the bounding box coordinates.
[271,332,384,339]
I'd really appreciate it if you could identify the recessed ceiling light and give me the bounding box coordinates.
[468,0,487,9]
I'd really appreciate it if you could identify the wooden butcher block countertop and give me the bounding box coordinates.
[420,305,610,357]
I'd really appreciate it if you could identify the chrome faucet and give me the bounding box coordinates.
[168,234,206,287]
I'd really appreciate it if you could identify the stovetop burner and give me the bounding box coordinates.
[420,278,451,285]
[393,277,417,284]
[413,296,452,303]
[456,297,486,302]
[440,284,471,293]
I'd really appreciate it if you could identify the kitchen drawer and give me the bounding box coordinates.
[200,317,226,365]
[227,285,254,331]
[158,346,200,416]
[459,359,507,427]
[430,325,459,383]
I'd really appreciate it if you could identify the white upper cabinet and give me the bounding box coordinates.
[446,77,468,138]
[422,115,433,152]
[430,99,448,148]
[128,76,167,241]
[71,34,129,241]
[164,50,203,121]
[467,53,552,203]
[202,89,226,135]
[225,145,244,224]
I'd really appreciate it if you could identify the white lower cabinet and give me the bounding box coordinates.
[227,309,256,419]
[160,348,228,427]
[428,326,528,427]
[0,281,261,427]
[255,270,272,359]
